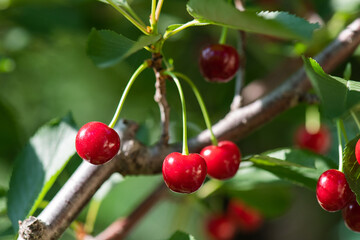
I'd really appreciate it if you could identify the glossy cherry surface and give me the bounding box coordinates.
[199,44,240,83]
[200,141,241,179]
[75,121,120,165]
[162,152,207,194]
[227,199,263,232]
[316,169,353,212]
[342,199,360,232]
[294,125,331,154]
[205,214,236,240]
[355,139,360,165]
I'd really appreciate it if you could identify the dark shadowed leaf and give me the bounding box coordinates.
[303,57,360,119]
[343,136,360,203]
[168,231,196,240]
[7,114,77,231]
[248,148,336,190]
[87,29,161,68]
[187,0,319,41]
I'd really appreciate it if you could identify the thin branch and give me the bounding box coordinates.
[230,0,246,110]
[18,18,360,240]
[151,53,171,146]
[94,183,168,240]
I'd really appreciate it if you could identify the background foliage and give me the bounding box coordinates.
[1,0,360,239]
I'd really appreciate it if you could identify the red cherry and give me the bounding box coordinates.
[227,199,263,232]
[162,152,207,194]
[294,125,331,154]
[200,141,241,180]
[75,121,120,165]
[355,139,360,165]
[316,169,354,212]
[199,44,240,83]
[205,214,236,240]
[342,198,360,232]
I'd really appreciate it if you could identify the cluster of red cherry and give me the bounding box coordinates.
[205,199,263,240]
[74,43,241,195]
[162,43,241,194]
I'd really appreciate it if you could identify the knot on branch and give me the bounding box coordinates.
[19,216,47,240]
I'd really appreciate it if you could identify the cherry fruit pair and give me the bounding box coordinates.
[162,141,241,194]
[316,169,360,232]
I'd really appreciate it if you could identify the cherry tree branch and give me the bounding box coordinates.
[18,18,360,240]
[230,0,246,110]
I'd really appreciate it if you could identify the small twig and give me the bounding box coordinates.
[152,53,171,145]
[94,183,168,240]
[230,0,246,110]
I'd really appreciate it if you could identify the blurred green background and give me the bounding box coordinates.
[1,0,360,239]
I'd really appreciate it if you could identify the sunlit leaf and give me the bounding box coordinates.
[247,148,336,190]
[303,57,360,119]
[7,114,77,231]
[87,29,161,68]
[187,0,319,41]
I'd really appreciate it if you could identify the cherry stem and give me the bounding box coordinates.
[84,200,101,234]
[336,119,344,172]
[109,62,149,128]
[350,110,360,131]
[163,19,207,40]
[106,0,149,35]
[164,71,189,155]
[155,0,164,21]
[339,119,349,143]
[219,27,228,44]
[150,0,158,34]
[173,72,218,146]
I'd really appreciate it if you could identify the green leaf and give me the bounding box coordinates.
[186,0,319,41]
[7,114,77,231]
[248,148,336,190]
[303,57,360,119]
[168,231,196,240]
[87,29,161,68]
[343,136,360,202]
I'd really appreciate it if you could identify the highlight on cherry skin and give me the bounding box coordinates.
[162,152,207,194]
[355,138,360,165]
[316,169,354,212]
[294,125,331,154]
[199,44,240,83]
[342,198,360,232]
[205,214,237,240]
[200,141,241,180]
[75,121,121,165]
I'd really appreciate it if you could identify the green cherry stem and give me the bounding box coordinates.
[165,71,189,155]
[155,0,164,21]
[350,110,360,131]
[109,62,149,128]
[336,119,344,172]
[150,0,158,34]
[173,72,218,146]
[107,0,149,35]
[339,119,349,143]
[163,19,208,40]
[219,27,228,44]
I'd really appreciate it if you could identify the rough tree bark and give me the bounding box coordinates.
[18,18,360,240]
